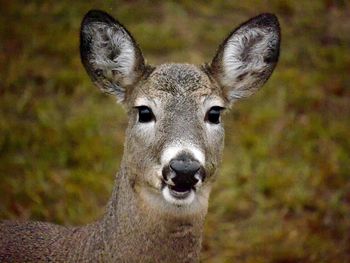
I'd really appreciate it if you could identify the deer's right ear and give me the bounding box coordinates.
[80,10,146,102]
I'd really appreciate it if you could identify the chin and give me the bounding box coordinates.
[162,186,196,206]
[138,184,210,217]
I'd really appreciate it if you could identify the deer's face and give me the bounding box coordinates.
[124,64,225,210]
[80,10,280,214]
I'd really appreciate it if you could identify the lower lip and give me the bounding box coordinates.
[168,188,192,199]
[162,186,196,205]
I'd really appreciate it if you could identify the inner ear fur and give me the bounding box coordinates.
[80,9,148,102]
[209,13,281,102]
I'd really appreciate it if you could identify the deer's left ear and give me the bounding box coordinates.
[209,13,281,102]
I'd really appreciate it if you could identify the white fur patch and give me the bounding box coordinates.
[161,143,205,166]
[134,97,151,107]
[133,97,157,144]
[134,121,155,146]
[138,185,209,216]
[202,96,225,111]
[162,186,195,206]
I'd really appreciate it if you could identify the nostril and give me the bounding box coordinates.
[162,165,170,180]
[162,165,175,183]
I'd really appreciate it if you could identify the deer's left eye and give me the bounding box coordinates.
[205,106,224,124]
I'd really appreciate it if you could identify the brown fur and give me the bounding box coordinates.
[0,10,280,262]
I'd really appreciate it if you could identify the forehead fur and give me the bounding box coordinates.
[146,64,216,95]
[128,63,225,107]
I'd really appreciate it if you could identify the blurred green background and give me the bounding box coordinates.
[1,0,349,262]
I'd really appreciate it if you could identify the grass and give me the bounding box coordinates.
[1,0,350,262]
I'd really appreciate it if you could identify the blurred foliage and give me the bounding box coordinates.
[0,0,350,262]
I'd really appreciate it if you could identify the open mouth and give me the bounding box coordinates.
[160,158,204,206]
[162,184,196,206]
[168,185,193,199]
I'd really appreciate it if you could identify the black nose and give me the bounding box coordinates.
[166,156,201,191]
[170,158,200,178]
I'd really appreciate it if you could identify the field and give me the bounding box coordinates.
[0,1,349,262]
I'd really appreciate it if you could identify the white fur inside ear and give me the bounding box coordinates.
[85,22,137,85]
[221,27,278,99]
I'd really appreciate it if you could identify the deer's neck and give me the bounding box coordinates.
[97,167,205,262]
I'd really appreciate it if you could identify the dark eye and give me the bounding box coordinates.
[206,106,224,124]
[137,106,155,123]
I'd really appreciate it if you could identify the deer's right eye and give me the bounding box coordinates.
[137,106,155,123]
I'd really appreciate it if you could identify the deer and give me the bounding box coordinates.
[0,9,280,262]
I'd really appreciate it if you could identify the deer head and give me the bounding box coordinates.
[80,10,280,215]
